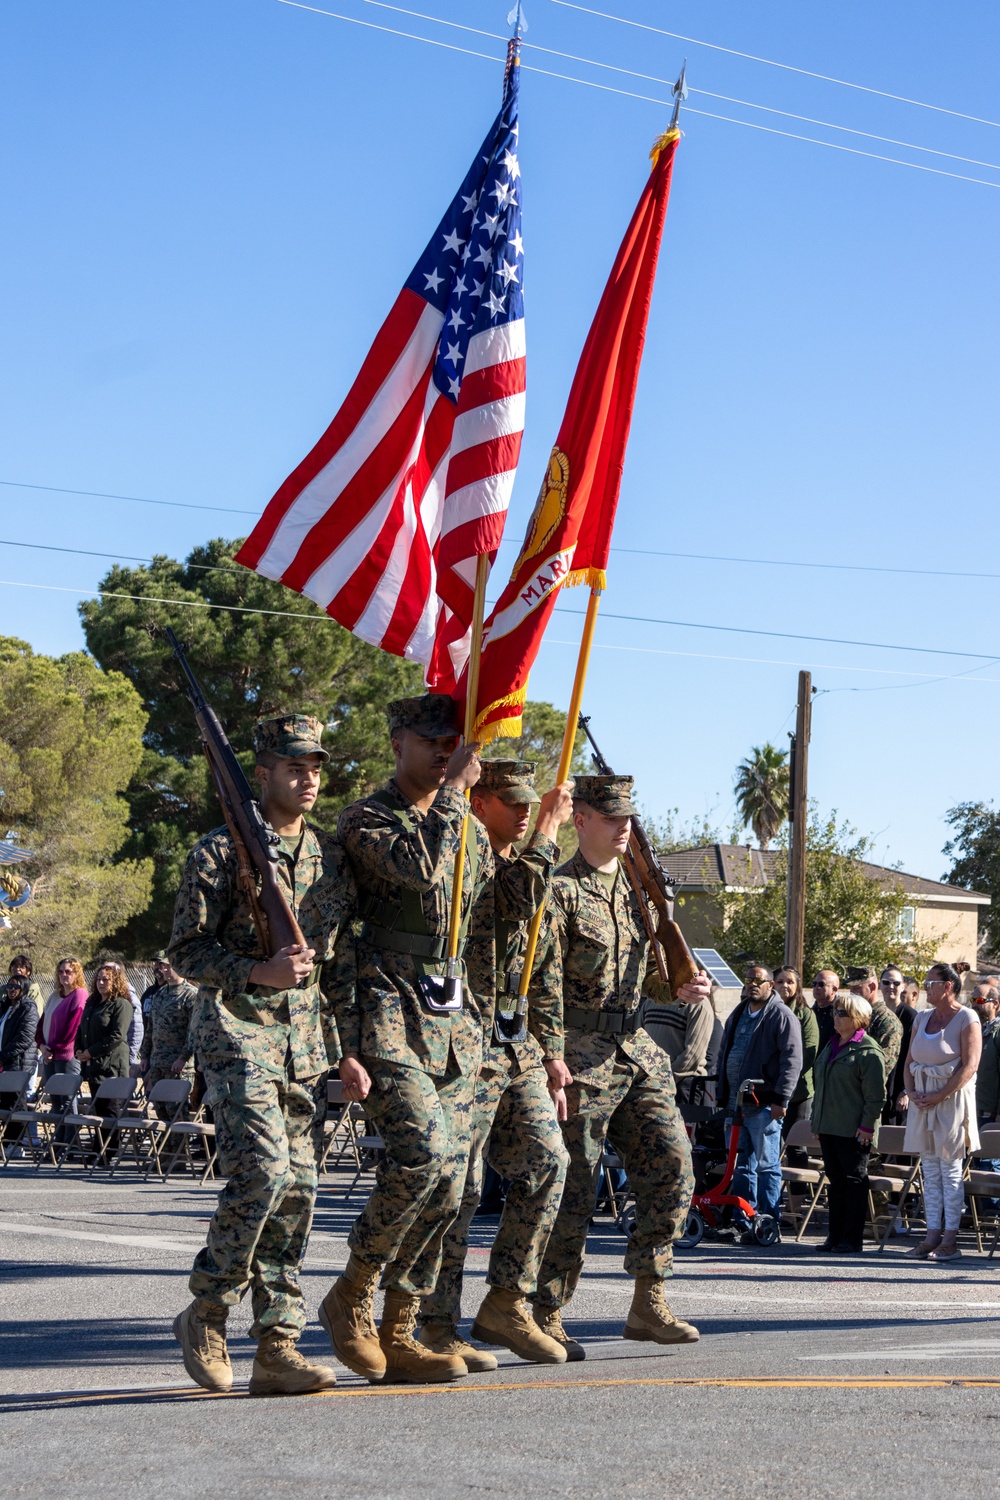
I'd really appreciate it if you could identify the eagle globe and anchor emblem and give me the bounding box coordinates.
[510,445,570,580]
[0,841,34,929]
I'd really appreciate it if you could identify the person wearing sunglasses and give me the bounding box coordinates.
[878,967,915,1121]
[810,992,886,1253]
[902,963,981,1261]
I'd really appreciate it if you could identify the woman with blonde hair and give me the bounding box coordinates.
[903,962,981,1261]
[811,992,886,1253]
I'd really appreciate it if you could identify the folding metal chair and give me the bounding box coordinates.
[346,1130,384,1196]
[317,1079,365,1175]
[0,1071,35,1166]
[874,1124,924,1253]
[30,1074,84,1167]
[105,1078,191,1177]
[57,1077,137,1170]
[965,1124,1000,1254]
[153,1097,217,1183]
[780,1119,828,1240]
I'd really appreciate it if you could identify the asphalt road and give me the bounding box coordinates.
[3,1168,1000,1499]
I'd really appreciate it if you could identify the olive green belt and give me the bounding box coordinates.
[563,1006,641,1036]
[360,921,463,961]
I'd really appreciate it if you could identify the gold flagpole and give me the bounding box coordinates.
[444,553,490,995]
[514,584,601,1001]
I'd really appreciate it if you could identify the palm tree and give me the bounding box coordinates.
[734,743,790,850]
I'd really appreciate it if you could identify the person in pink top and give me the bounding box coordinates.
[38,957,87,1091]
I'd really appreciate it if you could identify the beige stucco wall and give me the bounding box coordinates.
[674,887,981,970]
[913,901,979,967]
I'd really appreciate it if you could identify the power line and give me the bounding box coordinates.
[548,0,1000,131]
[0,537,247,577]
[0,478,256,516]
[554,605,1000,663]
[544,637,1000,687]
[4,502,998,583]
[326,1,1000,173]
[610,546,999,583]
[269,1,1000,190]
[0,578,331,622]
[2,573,995,664]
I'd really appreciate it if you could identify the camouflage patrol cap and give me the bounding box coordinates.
[477,759,541,805]
[153,950,168,963]
[253,714,329,762]
[846,965,878,985]
[385,694,462,739]
[573,774,637,817]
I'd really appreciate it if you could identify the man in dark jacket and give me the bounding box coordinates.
[716,965,803,1244]
[0,973,39,1154]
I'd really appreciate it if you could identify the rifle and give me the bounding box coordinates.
[163,627,307,967]
[578,715,701,995]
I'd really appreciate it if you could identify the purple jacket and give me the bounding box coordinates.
[40,988,88,1061]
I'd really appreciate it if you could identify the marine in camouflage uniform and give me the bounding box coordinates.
[138,968,197,1117]
[168,713,354,1396]
[419,760,570,1366]
[323,695,546,1384]
[529,775,706,1357]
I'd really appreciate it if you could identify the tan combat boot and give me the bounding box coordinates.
[319,1253,387,1383]
[248,1331,338,1397]
[379,1290,467,1383]
[418,1319,498,1373]
[623,1275,699,1344]
[471,1289,567,1365]
[173,1298,233,1392]
[531,1303,585,1362]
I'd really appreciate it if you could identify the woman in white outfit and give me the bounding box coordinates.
[903,963,981,1261]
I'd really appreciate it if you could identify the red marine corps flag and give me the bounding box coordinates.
[470,112,684,743]
[237,42,525,691]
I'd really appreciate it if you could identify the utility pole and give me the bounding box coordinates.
[785,670,813,975]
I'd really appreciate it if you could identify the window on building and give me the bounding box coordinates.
[896,906,915,942]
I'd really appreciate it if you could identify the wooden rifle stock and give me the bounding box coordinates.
[164,628,305,963]
[578,715,701,996]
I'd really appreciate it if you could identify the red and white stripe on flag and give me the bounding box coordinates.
[237,52,525,692]
[236,293,524,688]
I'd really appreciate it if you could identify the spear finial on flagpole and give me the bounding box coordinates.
[505,2,527,83]
[651,61,687,165]
[507,2,528,38]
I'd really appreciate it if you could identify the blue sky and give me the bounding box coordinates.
[4,0,1000,888]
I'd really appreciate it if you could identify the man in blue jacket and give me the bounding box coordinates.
[716,965,803,1245]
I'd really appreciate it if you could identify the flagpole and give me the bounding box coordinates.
[444,552,490,993]
[512,585,601,1003]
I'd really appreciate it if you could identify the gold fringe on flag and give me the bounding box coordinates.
[564,566,607,591]
[474,685,528,745]
[649,125,681,169]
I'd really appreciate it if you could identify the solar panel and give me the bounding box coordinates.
[692,948,743,989]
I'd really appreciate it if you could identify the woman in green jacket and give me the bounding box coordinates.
[76,963,132,1116]
[811,992,886,1254]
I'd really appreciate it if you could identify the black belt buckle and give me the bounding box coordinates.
[493,984,528,1044]
[418,974,463,1013]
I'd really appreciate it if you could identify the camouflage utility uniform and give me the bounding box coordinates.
[168,717,356,1340]
[530,782,694,1313]
[868,997,904,1076]
[139,979,197,1115]
[421,762,568,1325]
[336,762,494,1298]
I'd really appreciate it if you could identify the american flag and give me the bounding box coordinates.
[237,44,525,692]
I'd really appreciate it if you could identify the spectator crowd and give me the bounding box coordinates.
[2,947,999,1258]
